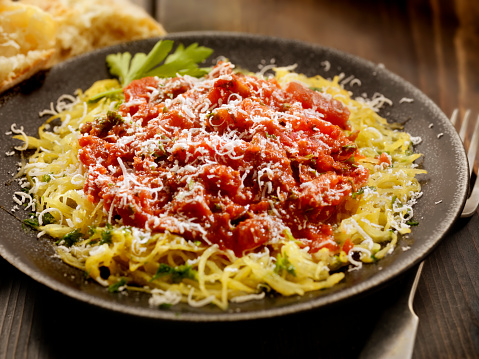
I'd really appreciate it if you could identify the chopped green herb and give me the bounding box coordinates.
[151,263,197,283]
[40,212,55,225]
[108,278,127,293]
[58,229,82,247]
[22,217,39,229]
[352,186,376,199]
[41,174,52,183]
[88,226,97,236]
[106,110,124,124]
[342,144,357,151]
[22,212,56,229]
[100,224,113,245]
[391,195,402,207]
[89,110,125,136]
[352,187,365,199]
[345,153,358,167]
[274,253,296,276]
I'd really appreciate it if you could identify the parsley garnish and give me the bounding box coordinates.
[22,217,39,230]
[41,174,52,183]
[351,186,376,199]
[345,153,358,167]
[274,253,296,276]
[100,224,113,245]
[41,212,56,225]
[58,229,82,247]
[265,132,277,140]
[22,212,56,229]
[106,40,213,87]
[151,263,197,283]
[342,144,357,151]
[108,278,127,293]
[391,195,403,207]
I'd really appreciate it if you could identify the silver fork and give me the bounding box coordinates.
[359,109,479,359]
[451,109,479,217]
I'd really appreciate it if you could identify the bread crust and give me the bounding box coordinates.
[0,1,57,93]
[0,49,55,93]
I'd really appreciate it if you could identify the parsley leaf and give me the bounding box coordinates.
[106,40,213,87]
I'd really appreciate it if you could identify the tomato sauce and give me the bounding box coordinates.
[79,62,369,256]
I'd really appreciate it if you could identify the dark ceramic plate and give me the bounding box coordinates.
[0,32,469,321]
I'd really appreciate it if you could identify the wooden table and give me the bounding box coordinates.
[1,0,478,358]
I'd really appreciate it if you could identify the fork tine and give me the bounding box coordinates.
[459,109,471,142]
[467,114,479,176]
[458,110,479,218]
[461,172,479,217]
[451,108,459,126]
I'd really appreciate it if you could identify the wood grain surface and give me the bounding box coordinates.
[1,0,478,358]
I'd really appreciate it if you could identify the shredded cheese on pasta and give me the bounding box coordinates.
[13,65,426,310]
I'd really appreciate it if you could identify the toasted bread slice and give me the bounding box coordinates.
[0,0,166,93]
[0,1,56,93]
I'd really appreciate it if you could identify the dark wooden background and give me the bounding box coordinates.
[1,0,478,358]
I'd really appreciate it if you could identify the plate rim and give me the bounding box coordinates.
[0,30,469,322]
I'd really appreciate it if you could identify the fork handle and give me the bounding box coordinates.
[358,263,423,359]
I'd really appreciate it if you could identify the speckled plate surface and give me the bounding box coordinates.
[0,32,469,321]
